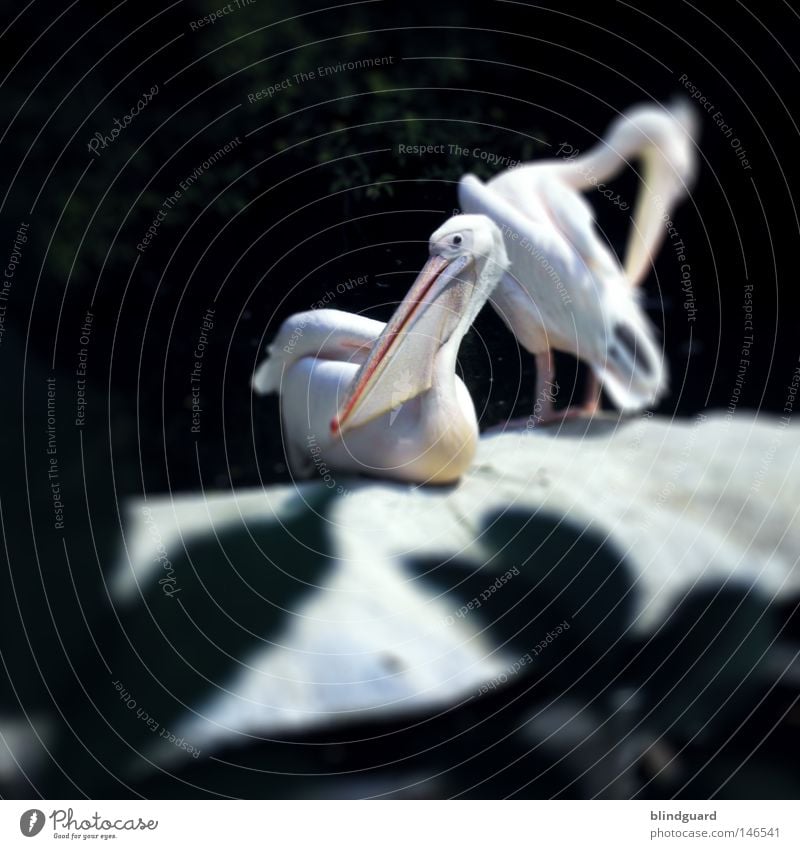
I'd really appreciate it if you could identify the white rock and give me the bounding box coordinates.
[114,412,800,756]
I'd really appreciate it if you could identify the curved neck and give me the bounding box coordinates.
[555,124,656,190]
[415,320,478,481]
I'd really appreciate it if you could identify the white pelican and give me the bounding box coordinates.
[459,100,698,422]
[252,215,510,484]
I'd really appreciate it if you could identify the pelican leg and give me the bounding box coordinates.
[484,351,561,432]
[485,351,594,433]
[534,353,601,426]
[583,372,602,415]
[532,350,558,424]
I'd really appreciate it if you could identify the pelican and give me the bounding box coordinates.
[459,100,698,422]
[252,215,510,484]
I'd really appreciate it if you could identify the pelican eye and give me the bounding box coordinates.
[452,234,463,245]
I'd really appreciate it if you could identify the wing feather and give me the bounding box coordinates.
[252,309,383,395]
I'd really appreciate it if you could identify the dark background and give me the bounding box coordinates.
[2,0,799,495]
[1,0,798,799]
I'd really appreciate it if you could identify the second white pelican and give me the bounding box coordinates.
[253,215,509,484]
[459,100,698,422]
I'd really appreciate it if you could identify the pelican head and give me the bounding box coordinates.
[426,214,510,322]
[332,214,508,436]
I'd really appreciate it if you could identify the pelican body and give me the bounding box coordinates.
[253,215,509,484]
[459,100,698,418]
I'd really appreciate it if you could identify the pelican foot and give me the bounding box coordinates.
[483,406,596,435]
[535,406,595,427]
[482,416,537,435]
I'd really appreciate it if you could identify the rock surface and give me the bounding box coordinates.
[113,412,800,758]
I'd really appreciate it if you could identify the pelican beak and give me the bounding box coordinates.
[331,252,470,436]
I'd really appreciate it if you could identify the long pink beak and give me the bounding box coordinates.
[331,254,451,436]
